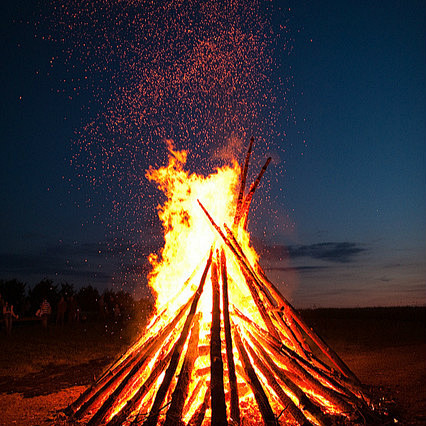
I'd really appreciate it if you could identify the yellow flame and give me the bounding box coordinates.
[145,141,261,322]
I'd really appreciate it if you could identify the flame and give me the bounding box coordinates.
[141,141,269,422]
[69,142,371,425]
[146,141,261,326]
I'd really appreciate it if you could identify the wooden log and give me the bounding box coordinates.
[106,348,174,426]
[87,330,181,425]
[277,304,311,354]
[187,388,211,426]
[233,331,278,426]
[220,249,240,425]
[142,249,213,426]
[234,137,254,228]
[241,156,271,229]
[246,327,358,420]
[233,306,291,349]
[241,270,281,341]
[244,342,314,426]
[222,224,357,383]
[243,329,332,426]
[198,204,299,355]
[195,366,211,378]
[163,315,201,426]
[74,296,194,421]
[234,307,365,408]
[66,311,164,416]
[224,224,308,357]
[182,380,205,421]
[68,259,207,417]
[210,259,228,426]
[254,264,360,383]
[197,201,280,342]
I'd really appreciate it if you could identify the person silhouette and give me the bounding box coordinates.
[3,301,18,335]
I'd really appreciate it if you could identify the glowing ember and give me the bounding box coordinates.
[65,141,380,425]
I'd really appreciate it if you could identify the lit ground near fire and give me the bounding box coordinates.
[0,307,424,426]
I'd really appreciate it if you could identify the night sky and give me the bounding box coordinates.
[1,0,425,308]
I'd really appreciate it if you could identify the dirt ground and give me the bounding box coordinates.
[0,307,425,426]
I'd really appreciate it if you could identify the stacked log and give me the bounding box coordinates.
[63,138,382,426]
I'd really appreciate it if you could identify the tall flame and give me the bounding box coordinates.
[146,141,260,323]
[66,142,375,426]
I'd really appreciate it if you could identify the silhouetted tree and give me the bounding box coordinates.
[0,279,26,314]
[29,279,59,315]
[59,282,75,298]
[77,285,100,315]
[134,298,155,326]
[114,290,135,320]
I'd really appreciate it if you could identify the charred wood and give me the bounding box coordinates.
[234,330,278,426]
[106,349,174,426]
[221,249,240,425]
[187,389,211,426]
[142,250,212,426]
[234,137,254,228]
[73,297,193,421]
[241,157,271,230]
[244,342,314,426]
[210,259,228,426]
[163,315,201,426]
[254,265,359,383]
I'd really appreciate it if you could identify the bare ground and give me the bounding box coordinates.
[0,307,425,426]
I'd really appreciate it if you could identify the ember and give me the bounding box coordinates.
[65,139,382,425]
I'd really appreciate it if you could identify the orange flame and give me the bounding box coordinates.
[146,141,261,325]
[70,142,370,425]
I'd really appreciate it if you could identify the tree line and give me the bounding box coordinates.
[0,278,154,323]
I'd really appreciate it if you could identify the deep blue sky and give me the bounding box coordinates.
[1,0,425,307]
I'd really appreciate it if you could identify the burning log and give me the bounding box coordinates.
[65,141,383,426]
[224,224,308,357]
[210,259,228,425]
[202,200,308,358]
[242,271,281,341]
[85,303,198,425]
[182,380,206,421]
[225,212,357,383]
[233,136,253,228]
[233,308,366,423]
[187,388,211,426]
[243,329,332,426]
[142,250,213,426]
[246,327,358,420]
[220,249,240,425]
[163,314,201,426]
[243,340,313,426]
[234,330,279,426]
[72,297,194,421]
[106,347,174,426]
[241,156,271,230]
[198,200,280,342]
[254,265,359,383]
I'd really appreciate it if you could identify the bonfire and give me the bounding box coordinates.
[65,139,382,425]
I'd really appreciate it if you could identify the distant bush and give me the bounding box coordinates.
[0,277,145,323]
[0,279,26,312]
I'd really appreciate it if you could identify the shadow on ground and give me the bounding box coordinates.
[0,357,112,397]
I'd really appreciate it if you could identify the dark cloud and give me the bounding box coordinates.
[291,242,366,263]
[258,242,366,263]
[264,265,328,273]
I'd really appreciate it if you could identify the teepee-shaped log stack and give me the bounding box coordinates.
[65,139,381,425]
